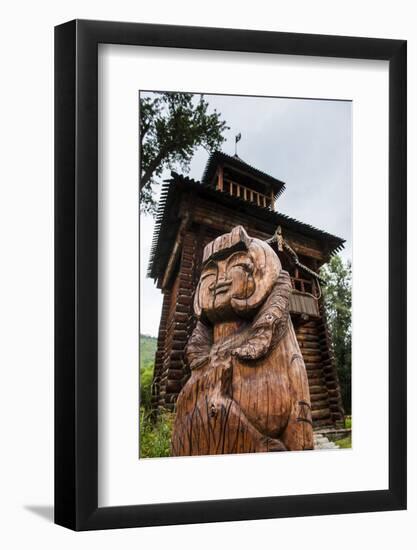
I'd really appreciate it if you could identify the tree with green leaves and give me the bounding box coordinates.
[140,92,229,215]
[320,255,352,414]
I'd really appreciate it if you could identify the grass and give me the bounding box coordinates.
[139,407,175,458]
[334,416,352,448]
[336,435,352,448]
[139,334,175,458]
[139,333,158,415]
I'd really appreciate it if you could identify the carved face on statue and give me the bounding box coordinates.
[194,226,282,323]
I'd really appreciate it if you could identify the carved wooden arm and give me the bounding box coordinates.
[186,320,212,370]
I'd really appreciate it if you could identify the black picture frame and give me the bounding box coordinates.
[55,19,407,531]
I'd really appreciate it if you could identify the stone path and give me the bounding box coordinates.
[314,432,340,450]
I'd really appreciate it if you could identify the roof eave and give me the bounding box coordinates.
[147,172,345,280]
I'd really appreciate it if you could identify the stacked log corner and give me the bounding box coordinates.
[318,300,345,427]
[151,231,200,411]
[294,309,344,428]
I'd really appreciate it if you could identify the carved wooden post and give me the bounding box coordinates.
[171,226,314,456]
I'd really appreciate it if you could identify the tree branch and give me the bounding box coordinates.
[140,149,167,191]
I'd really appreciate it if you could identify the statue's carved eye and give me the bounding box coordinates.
[200,261,217,280]
[231,262,253,273]
[201,270,216,280]
[225,251,254,274]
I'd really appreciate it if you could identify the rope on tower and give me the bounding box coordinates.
[266,226,325,300]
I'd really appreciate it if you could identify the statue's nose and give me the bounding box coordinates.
[217,273,227,284]
[217,263,228,280]
[209,274,231,292]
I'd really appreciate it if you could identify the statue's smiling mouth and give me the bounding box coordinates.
[212,280,232,295]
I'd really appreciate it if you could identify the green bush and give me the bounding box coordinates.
[139,407,174,458]
[139,334,175,458]
[140,361,154,410]
[139,334,157,410]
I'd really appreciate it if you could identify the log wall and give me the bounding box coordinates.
[295,315,344,428]
[151,230,202,410]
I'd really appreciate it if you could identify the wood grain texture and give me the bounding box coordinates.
[171,226,314,456]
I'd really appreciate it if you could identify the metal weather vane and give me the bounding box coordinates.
[234,132,242,156]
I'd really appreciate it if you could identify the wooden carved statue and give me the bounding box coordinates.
[171,226,314,456]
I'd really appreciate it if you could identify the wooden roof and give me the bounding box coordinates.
[202,151,286,199]
[148,172,345,281]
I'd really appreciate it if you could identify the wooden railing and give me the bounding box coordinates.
[290,275,318,297]
[218,176,273,210]
[289,275,320,318]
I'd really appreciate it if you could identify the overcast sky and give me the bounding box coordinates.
[140,93,352,336]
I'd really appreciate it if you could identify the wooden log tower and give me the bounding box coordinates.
[147,151,345,429]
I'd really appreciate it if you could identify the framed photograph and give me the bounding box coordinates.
[55,20,406,530]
